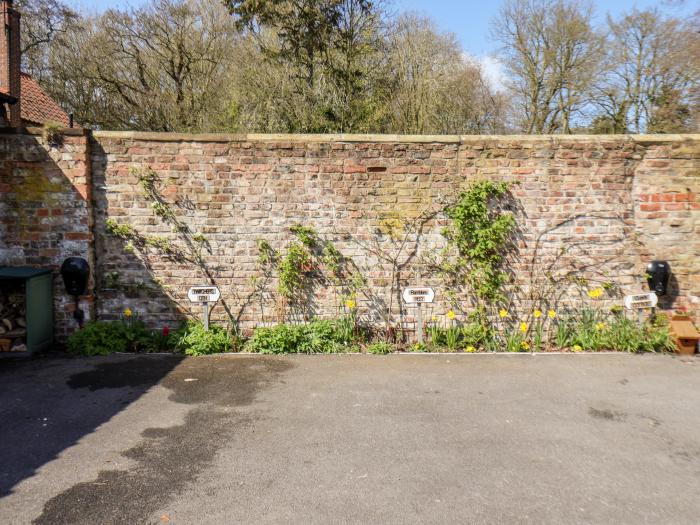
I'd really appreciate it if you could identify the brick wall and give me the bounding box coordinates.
[89,132,700,335]
[0,1,22,126]
[1,130,698,339]
[0,129,94,339]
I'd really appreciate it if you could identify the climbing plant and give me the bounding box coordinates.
[255,224,365,321]
[440,181,516,305]
[104,166,238,331]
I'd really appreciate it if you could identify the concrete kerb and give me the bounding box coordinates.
[95,351,695,358]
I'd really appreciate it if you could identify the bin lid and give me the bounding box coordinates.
[0,266,54,279]
[669,317,700,340]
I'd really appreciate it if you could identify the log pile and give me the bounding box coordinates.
[0,290,27,353]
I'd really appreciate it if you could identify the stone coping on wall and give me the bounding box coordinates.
[85,130,700,145]
[6,126,698,145]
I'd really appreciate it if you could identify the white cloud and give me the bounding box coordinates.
[478,55,507,93]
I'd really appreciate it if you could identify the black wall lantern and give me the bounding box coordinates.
[646,260,671,297]
[60,257,90,326]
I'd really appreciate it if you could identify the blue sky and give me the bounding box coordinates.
[73,0,696,57]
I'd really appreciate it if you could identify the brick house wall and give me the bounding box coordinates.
[0,129,94,339]
[1,129,698,339]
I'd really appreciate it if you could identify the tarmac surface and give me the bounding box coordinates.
[1,352,699,524]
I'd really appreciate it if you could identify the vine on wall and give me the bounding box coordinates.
[440,181,517,306]
[104,166,240,331]
[255,224,365,322]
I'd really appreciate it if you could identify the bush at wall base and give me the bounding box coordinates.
[170,321,234,356]
[67,320,159,356]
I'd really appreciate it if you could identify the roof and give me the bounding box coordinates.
[19,73,70,127]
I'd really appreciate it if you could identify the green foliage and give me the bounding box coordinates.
[367,341,394,355]
[246,319,356,354]
[461,322,493,348]
[429,316,495,351]
[257,239,276,267]
[67,320,159,356]
[42,121,64,146]
[442,181,516,303]
[67,321,127,356]
[322,241,343,280]
[171,321,233,356]
[553,309,674,352]
[278,242,313,300]
[445,323,459,351]
[290,224,318,248]
[105,218,137,239]
[225,0,379,133]
[145,235,173,253]
[136,166,159,196]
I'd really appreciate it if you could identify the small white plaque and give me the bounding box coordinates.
[402,287,435,304]
[623,292,658,310]
[188,286,221,304]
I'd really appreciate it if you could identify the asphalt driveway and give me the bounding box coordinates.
[1,353,699,524]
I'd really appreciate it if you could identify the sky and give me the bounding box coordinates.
[75,0,697,56]
[72,0,697,88]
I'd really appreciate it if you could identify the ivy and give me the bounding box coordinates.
[441,181,516,303]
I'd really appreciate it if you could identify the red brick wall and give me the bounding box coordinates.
[89,132,700,333]
[0,129,94,339]
[0,1,21,126]
[1,130,698,339]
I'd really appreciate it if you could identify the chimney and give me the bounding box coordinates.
[0,0,20,127]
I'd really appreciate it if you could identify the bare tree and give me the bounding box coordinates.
[491,0,604,133]
[385,13,506,134]
[45,0,239,131]
[15,0,78,80]
[598,8,698,133]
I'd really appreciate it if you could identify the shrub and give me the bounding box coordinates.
[367,341,394,354]
[245,319,353,354]
[67,320,158,356]
[171,321,233,356]
[67,321,128,356]
[555,308,675,353]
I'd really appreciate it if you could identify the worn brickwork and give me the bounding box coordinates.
[1,130,698,339]
[0,129,94,338]
[89,132,700,334]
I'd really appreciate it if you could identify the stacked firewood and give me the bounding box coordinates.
[0,292,27,353]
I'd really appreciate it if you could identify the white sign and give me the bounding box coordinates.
[402,287,435,304]
[188,286,221,304]
[624,292,658,310]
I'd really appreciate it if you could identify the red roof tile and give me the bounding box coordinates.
[19,72,70,127]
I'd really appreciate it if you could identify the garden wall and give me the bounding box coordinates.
[0,129,94,339]
[1,129,699,339]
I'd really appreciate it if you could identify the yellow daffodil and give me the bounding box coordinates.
[521,341,530,350]
[572,344,582,352]
[533,309,542,318]
[431,316,438,322]
[465,345,476,353]
[587,288,604,299]
[345,299,356,310]
[447,310,456,320]
[547,309,556,319]
[595,322,606,331]
[123,308,132,318]
[519,322,528,333]
[499,309,508,318]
